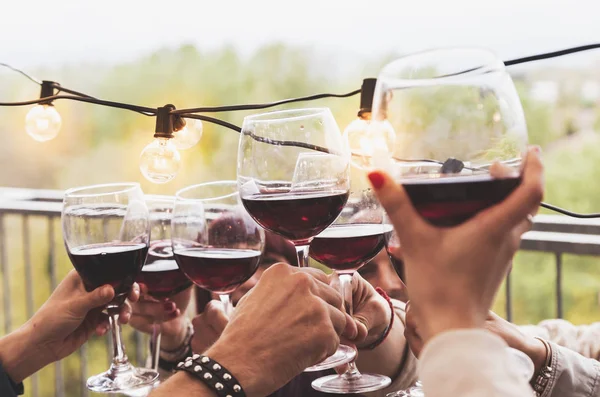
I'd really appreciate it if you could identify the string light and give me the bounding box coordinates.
[1,43,600,218]
[25,81,62,142]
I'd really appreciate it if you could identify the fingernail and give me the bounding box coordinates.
[164,302,175,312]
[101,286,113,299]
[368,171,385,189]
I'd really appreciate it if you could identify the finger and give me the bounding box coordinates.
[473,147,543,235]
[138,283,149,296]
[292,266,330,286]
[74,284,115,314]
[95,316,110,336]
[367,170,432,246]
[119,301,132,324]
[197,301,229,333]
[489,162,519,179]
[310,280,344,312]
[132,300,176,319]
[128,283,141,303]
[326,302,349,336]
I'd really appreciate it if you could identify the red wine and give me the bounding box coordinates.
[137,240,191,299]
[242,191,349,245]
[68,243,148,305]
[310,224,394,273]
[402,175,521,227]
[174,248,261,294]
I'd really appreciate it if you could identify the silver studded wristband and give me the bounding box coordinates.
[176,354,246,397]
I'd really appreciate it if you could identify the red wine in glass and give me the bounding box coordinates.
[310,224,394,273]
[174,248,261,294]
[402,175,521,227]
[68,243,148,305]
[241,191,349,245]
[137,240,191,299]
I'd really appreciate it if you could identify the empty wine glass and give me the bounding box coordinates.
[62,183,158,393]
[172,181,264,316]
[136,195,192,371]
[237,107,355,371]
[310,189,392,393]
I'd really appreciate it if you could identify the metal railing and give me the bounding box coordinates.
[2,187,600,395]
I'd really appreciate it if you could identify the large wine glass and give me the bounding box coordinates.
[362,48,528,226]
[172,181,264,317]
[62,183,159,393]
[237,107,355,371]
[309,189,393,393]
[136,195,192,372]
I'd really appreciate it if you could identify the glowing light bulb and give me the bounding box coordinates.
[343,116,395,171]
[25,104,62,142]
[139,138,181,184]
[172,119,203,150]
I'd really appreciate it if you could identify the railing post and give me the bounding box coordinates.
[48,217,66,397]
[0,215,11,334]
[505,269,513,322]
[23,216,39,397]
[555,252,563,319]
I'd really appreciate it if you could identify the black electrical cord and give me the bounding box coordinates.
[0,63,42,85]
[504,43,600,66]
[540,203,600,219]
[0,94,157,114]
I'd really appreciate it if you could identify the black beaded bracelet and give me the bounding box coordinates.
[176,354,246,397]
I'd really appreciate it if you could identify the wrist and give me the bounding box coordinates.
[523,337,548,375]
[0,323,51,383]
[161,320,190,351]
[205,337,260,397]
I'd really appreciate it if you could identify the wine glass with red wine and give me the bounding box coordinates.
[62,183,158,393]
[135,195,192,372]
[237,107,354,371]
[172,181,264,317]
[310,189,393,393]
[368,48,528,226]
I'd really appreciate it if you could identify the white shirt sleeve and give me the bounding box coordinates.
[418,329,533,397]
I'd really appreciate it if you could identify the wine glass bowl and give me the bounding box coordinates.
[62,182,158,393]
[371,48,528,226]
[172,181,264,315]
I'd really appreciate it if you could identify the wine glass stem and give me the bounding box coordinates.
[150,322,161,371]
[339,272,362,380]
[296,245,310,268]
[108,310,129,368]
[219,294,233,317]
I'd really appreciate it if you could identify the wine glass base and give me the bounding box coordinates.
[387,384,424,397]
[87,364,159,393]
[312,373,391,394]
[304,344,356,372]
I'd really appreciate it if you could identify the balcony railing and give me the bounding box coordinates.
[2,187,600,396]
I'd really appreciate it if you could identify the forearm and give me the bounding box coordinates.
[0,324,52,384]
[355,312,406,378]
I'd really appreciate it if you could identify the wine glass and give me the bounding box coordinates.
[365,47,528,226]
[172,181,264,317]
[237,107,355,371]
[309,189,393,393]
[62,183,159,393]
[135,195,192,371]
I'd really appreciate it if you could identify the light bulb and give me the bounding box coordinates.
[139,138,181,184]
[343,116,395,171]
[25,104,62,142]
[172,119,203,150]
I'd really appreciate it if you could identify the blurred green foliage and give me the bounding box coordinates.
[0,44,599,396]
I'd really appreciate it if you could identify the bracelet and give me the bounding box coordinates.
[176,354,246,397]
[531,337,553,397]
[156,320,194,372]
[361,287,395,350]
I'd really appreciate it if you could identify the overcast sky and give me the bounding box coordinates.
[1,0,599,68]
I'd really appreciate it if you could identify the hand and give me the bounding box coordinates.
[339,272,390,348]
[370,146,544,342]
[129,285,193,351]
[191,300,228,354]
[204,263,358,397]
[0,270,139,383]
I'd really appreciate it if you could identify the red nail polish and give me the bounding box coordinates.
[368,171,385,189]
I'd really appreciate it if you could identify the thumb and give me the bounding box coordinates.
[74,285,115,314]
[367,170,430,246]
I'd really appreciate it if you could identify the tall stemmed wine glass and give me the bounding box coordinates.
[172,181,264,317]
[62,183,159,393]
[136,195,192,371]
[310,189,393,393]
[369,48,529,397]
[237,108,355,371]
